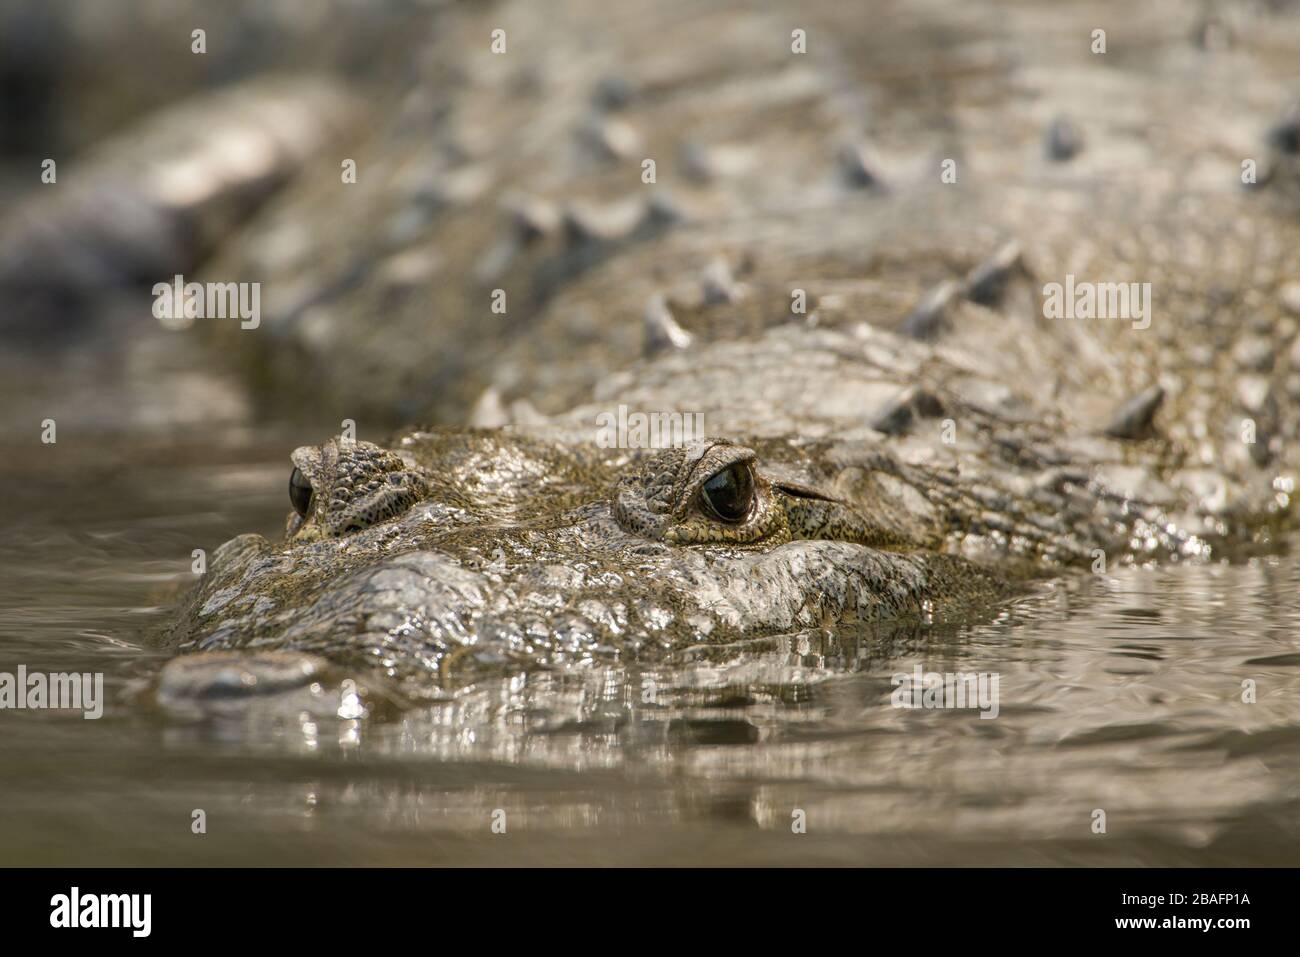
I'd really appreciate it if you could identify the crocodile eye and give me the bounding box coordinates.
[701,461,755,523]
[289,467,314,518]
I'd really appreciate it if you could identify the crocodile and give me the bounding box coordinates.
[147,0,1300,711]
[162,295,1295,713]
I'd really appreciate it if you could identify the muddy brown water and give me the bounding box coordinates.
[1,330,1298,866]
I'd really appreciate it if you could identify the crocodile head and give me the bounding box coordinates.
[165,429,995,703]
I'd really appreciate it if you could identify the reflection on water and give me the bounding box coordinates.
[2,421,1298,865]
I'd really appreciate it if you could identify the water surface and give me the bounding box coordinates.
[2,362,1297,865]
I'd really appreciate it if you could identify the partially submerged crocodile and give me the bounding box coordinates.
[115,0,1300,709]
[163,296,1295,711]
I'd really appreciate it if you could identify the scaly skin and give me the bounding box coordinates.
[163,316,1293,708]
[285,440,432,540]
[163,426,1016,700]
[198,0,1300,426]
[156,0,1300,711]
